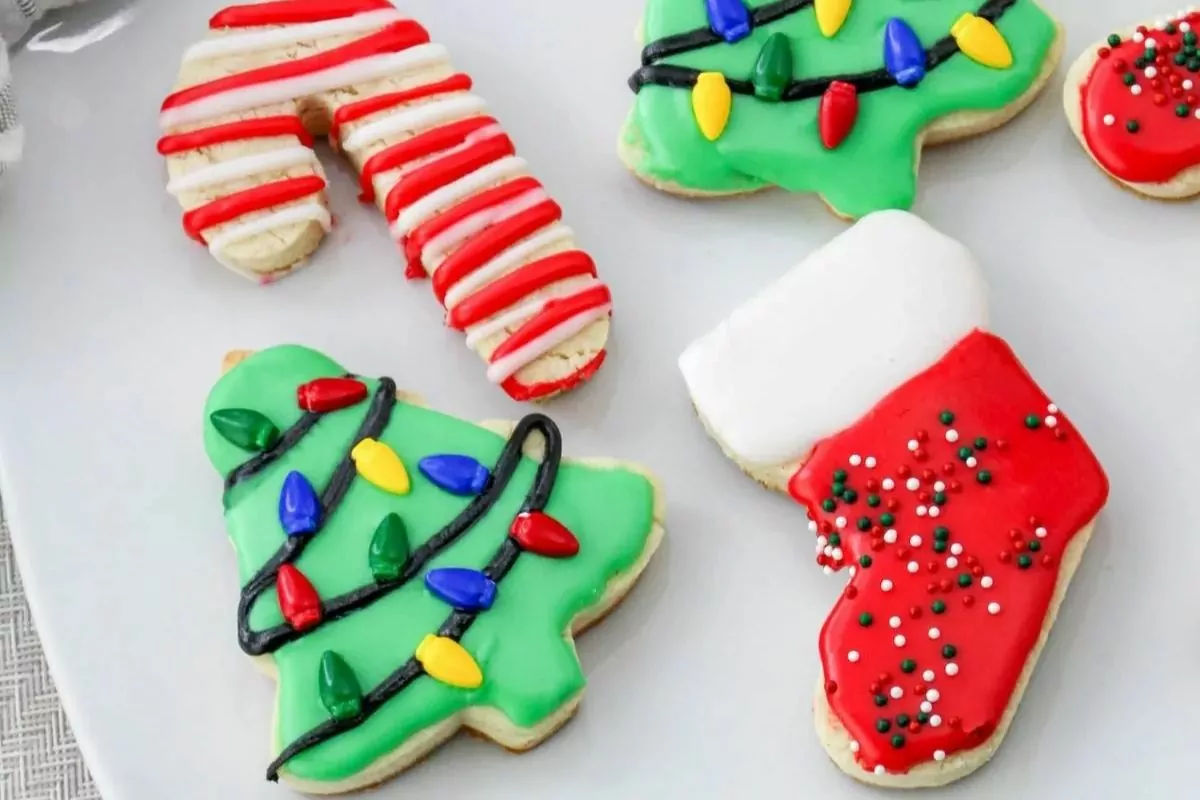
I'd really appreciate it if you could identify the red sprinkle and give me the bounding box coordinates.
[918,491,932,503]
[996,439,1009,451]
[886,499,900,511]
[999,550,1013,563]
[914,683,927,695]
[1042,554,1056,568]
[1014,540,1026,552]
[897,465,911,478]
[826,680,838,694]
[965,555,979,567]
[871,539,885,552]
[869,682,882,694]
[913,448,928,461]
[1028,516,1040,527]
[922,468,936,481]
[963,595,975,608]
[939,579,952,593]
[949,716,962,729]
[844,585,858,599]
[866,479,879,491]
[897,548,911,560]
[942,462,956,475]
[926,582,939,594]
[1009,528,1023,540]
[821,521,834,534]
[1098,46,1111,58]
[1054,428,1068,440]
[916,430,929,443]
[879,672,892,683]
[908,722,921,733]
[949,480,963,493]
[971,565,984,577]
[909,606,922,619]
[927,562,939,573]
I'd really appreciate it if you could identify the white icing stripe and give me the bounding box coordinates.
[183,9,407,62]
[388,155,527,238]
[677,210,990,465]
[486,304,612,384]
[464,277,603,348]
[159,44,450,129]
[442,223,573,309]
[421,188,550,265]
[166,146,319,194]
[206,201,332,266]
[342,93,486,152]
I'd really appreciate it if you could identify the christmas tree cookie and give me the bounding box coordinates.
[160,1,614,402]
[204,345,664,793]
[678,211,1108,787]
[622,1,1064,218]
[1065,10,1200,199]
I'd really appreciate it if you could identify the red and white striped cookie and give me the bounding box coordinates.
[158,0,611,402]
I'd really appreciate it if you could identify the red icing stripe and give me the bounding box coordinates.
[357,116,498,203]
[331,73,474,143]
[446,249,593,330]
[434,202,563,306]
[181,175,326,242]
[1080,13,1200,183]
[487,285,612,364]
[403,177,542,271]
[383,136,516,222]
[209,0,394,28]
[161,21,430,112]
[788,331,1108,775]
[501,349,607,402]
[157,116,313,155]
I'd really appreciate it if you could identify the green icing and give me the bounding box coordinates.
[203,345,658,783]
[624,0,1059,217]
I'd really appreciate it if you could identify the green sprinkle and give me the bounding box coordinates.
[874,694,888,707]
[916,712,930,724]
[829,533,842,547]
[939,410,955,425]
[973,437,987,450]
[890,734,906,749]
[842,489,858,504]
[933,526,950,541]
[822,498,837,512]
[880,512,895,527]
[1126,120,1141,133]
[1025,414,1041,429]
[1186,31,1197,45]
[859,554,873,567]
[942,644,957,659]
[957,574,972,588]
[859,612,873,626]
[933,491,947,505]
[1177,103,1191,117]
[957,446,973,460]
[1123,72,1136,85]
[833,469,847,482]
[1107,33,1121,47]
[876,718,891,731]
[1190,58,1200,72]
[832,481,846,497]
[976,470,992,485]
[867,494,881,507]
[1028,540,1042,552]
[1018,554,1033,569]
[931,600,946,614]
[933,541,948,553]
[900,660,916,674]
[1176,53,1188,66]
[896,713,911,727]
[857,516,872,532]
[1166,23,1178,34]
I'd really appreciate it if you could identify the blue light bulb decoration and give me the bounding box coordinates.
[418,454,491,496]
[706,0,752,44]
[279,471,321,536]
[424,568,497,612]
[883,18,927,87]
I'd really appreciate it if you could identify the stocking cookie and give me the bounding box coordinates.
[205,345,664,793]
[679,211,1108,787]
[1065,11,1200,199]
[161,1,612,402]
[622,1,1063,218]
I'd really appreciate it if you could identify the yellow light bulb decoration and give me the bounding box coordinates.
[415,635,483,689]
[350,438,410,495]
[691,72,732,141]
[815,0,852,38]
[950,13,1013,69]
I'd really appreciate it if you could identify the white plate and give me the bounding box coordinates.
[0,1,1193,797]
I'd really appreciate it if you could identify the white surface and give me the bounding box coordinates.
[0,1,1193,798]
[679,210,989,465]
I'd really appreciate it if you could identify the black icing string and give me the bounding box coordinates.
[629,0,1018,101]
[262,414,562,781]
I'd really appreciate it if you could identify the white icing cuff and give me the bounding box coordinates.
[678,210,989,466]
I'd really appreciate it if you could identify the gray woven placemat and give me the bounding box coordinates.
[0,508,101,800]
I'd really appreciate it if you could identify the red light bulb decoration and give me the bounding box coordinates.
[819,80,859,150]
[277,564,323,631]
[510,511,580,558]
[297,377,369,413]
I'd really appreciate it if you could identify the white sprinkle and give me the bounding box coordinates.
[907,561,919,574]
[910,534,923,547]
[881,579,894,592]
[1133,31,1145,42]
[848,650,860,662]
[922,669,935,682]
[890,686,904,699]
[966,457,978,468]
[1047,403,1059,413]
[1195,109,1200,120]
[849,566,857,577]
[981,576,994,589]
[1103,114,1115,126]
[1035,527,1048,538]
[907,439,919,452]
[926,689,941,703]
[988,602,1001,615]
[816,535,828,548]
[934,481,946,492]
[823,546,834,557]
[836,516,847,529]
[851,740,860,753]
[920,701,933,713]
[945,429,959,443]
[928,627,941,640]
[884,529,898,544]
[1146,38,1158,49]
[849,454,862,466]
[1183,22,1193,33]
[808,520,818,532]
[894,635,906,647]
[889,616,902,629]
[928,506,941,518]
[934,750,946,762]
[866,456,877,468]
[882,478,895,490]
[1045,415,1058,428]
[946,663,959,676]
[832,547,844,560]
[823,565,834,575]
[950,543,963,555]
[874,765,886,776]
[1146,66,1160,79]
[916,506,928,517]
[930,714,943,728]
[946,557,959,569]
[1132,84,1143,95]
[1185,79,1195,91]
[906,477,920,491]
